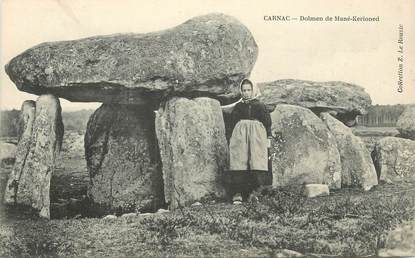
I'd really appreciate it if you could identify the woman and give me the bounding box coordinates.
[225,78,272,203]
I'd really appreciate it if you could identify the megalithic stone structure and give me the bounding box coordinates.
[5,13,259,212]
[4,100,36,204]
[155,97,228,209]
[269,104,342,189]
[5,13,258,105]
[6,95,64,218]
[85,104,164,215]
[320,112,378,191]
[257,79,372,126]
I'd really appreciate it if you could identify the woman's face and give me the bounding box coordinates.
[241,83,253,99]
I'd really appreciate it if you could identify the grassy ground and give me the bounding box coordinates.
[1,180,414,257]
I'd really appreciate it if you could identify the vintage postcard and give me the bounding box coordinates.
[1,0,414,257]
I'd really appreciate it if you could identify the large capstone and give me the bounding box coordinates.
[258,79,371,126]
[269,104,342,189]
[396,105,415,140]
[320,112,378,190]
[85,104,163,214]
[5,13,257,104]
[155,97,228,209]
[9,95,63,219]
[372,137,415,183]
[4,101,35,204]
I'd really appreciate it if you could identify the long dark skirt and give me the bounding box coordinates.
[223,170,272,200]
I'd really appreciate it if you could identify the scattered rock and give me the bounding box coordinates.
[320,112,378,190]
[139,213,153,216]
[303,184,329,198]
[4,100,36,204]
[155,97,227,209]
[121,213,137,218]
[372,137,415,182]
[156,208,169,214]
[6,13,257,104]
[103,214,117,220]
[258,79,371,126]
[378,220,415,257]
[396,105,415,140]
[275,249,304,257]
[85,104,164,214]
[191,202,202,207]
[269,104,342,189]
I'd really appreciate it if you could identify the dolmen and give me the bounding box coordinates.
[4,13,257,216]
[4,13,382,218]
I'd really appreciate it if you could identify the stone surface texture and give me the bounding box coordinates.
[396,105,415,140]
[372,136,415,183]
[378,220,415,257]
[13,95,63,219]
[5,13,257,104]
[85,104,164,214]
[303,184,329,198]
[258,79,371,125]
[320,112,378,190]
[269,104,342,189]
[155,97,228,209]
[3,101,36,204]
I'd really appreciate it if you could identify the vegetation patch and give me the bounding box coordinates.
[1,180,414,257]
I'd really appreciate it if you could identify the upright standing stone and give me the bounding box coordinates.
[372,137,415,182]
[320,112,378,190]
[14,95,63,218]
[4,100,36,204]
[396,105,415,140]
[269,105,342,189]
[85,104,163,214]
[155,97,228,209]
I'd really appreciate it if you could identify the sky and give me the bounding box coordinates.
[1,0,414,111]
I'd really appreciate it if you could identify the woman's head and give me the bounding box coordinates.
[240,79,253,100]
[240,79,260,100]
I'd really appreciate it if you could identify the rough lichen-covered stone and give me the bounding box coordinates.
[258,79,371,126]
[379,220,415,257]
[155,97,227,209]
[396,105,415,140]
[14,95,63,219]
[303,184,329,198]
[269,104,342,189]
[372,137,415,183]
[5,13,257,104]
[85,104,163,214]
[320,112,378,190]
[3,100,36,204]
